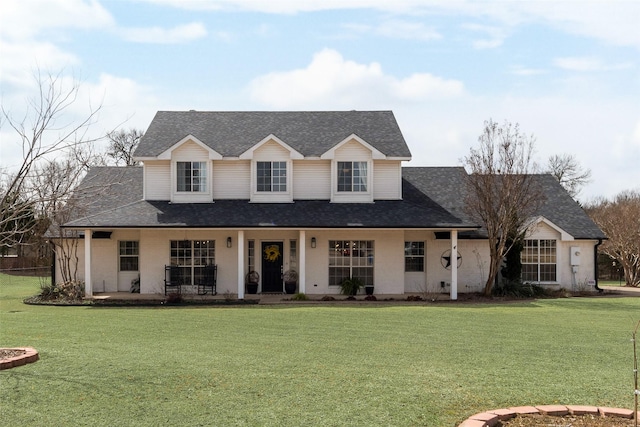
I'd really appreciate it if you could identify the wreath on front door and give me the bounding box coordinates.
[264,245,281,262]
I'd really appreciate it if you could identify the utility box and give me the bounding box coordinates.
[570,246,581,266]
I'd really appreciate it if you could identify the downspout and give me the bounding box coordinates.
[594,238,603,293]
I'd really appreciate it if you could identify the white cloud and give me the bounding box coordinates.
[343,20,441,41]
[553,56,633,72]
[139,1,640,49]
[120,22,207,44]
[248,48,463,108]
[509,65,547,76]
[1,72,160,170]
[0,0,114,41]
[462,23,507,49]
[0,40,80,87]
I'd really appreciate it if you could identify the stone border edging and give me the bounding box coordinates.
[458,404,639,426]
[0,347,39,370]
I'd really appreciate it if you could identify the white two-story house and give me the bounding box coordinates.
[59,110,605,299]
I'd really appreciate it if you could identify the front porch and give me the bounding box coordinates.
[88,291,454,304]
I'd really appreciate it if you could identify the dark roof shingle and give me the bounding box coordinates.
[134,111,411,158]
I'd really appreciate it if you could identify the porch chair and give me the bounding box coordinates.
[197,264,217,295]
[164,265,183,295]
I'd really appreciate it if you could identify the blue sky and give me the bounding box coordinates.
[1,0,639,201]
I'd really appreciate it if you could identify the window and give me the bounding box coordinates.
[522,239,557,282]
[257,161,286,192]
[328,240,374,286]
[177,161,207,192]
[404,241,425,272]
[289,239,297,271]
[170,240,215,285]
[119,241,139,271]
[337,161,367,192]
[247,240,255,274]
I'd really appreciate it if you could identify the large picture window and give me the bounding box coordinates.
[170,240,215,285]
[257,161,286,192]
[522,239,557,282]
[177,161,207,192]
[404,241,425,272]
[119,241,139,271]
[337,161,367,192]
[328,240,374,286]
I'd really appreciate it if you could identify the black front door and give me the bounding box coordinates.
[261,241,283,293]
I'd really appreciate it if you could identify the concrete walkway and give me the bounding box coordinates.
[599,285,640,296]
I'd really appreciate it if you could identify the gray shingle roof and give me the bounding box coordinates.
[402,167,605,240]
[62,166,603,240]
[134,111,411,158]
[63,165,476,229]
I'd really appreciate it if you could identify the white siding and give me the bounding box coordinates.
[144,160,170,201]
[528,222,561,240]
[334,139,372,161]
[373,161,402,200]
[213,161,250,199]
[332,139,373,203]
[253,140,290,160]
[293,160,331,199]
[251,140,292,203]
[171,141,212,203]
[172,140,210,161]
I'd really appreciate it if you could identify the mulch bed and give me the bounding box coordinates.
[500,413,637,426]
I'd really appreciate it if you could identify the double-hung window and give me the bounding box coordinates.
[521,239,557,282]
[177,161,207,192]
[337,161,367,192]
[119,241,139,271]
[404,241,425,272]
[257,161,286,192]
[170,240,215,285]
[328,240,374,286]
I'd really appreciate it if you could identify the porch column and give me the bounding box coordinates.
[84,229,92,298]
[299,230,306,294]
[237,230,245,299]
[450,230,458,301]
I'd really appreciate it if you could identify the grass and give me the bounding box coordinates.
[1,273,639,426]
[599,279,628,287]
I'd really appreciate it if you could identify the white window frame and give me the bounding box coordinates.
[176,161,208,193]
[257,161,287,192]
[119,241,139,272]
[328,240,374,287]
[170,240,216,286]
[330,160,373,203]
[521,239,557,283]
[404,241,425,272]
[250,159,292,203]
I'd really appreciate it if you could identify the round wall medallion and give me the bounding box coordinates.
[440,249,462,269]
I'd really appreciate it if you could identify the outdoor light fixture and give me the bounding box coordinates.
[311,237,317,248]
[227,237,232,248]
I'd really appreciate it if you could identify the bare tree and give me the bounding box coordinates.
[586,190,640,287]
[547,153,591,199]
[106,128,143,166]
[463,119,545,296]
[0,69,102,250]
[31,151,95,283]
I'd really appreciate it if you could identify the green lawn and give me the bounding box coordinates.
[1,274,639,426]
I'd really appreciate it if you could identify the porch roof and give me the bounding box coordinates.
[62,177,478,230]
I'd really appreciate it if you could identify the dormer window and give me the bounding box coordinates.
[177,161,207,192]
[257,161,287,192]
[337,161,367,192]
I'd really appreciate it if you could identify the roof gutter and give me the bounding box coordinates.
[594,238,603,293]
